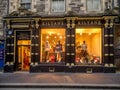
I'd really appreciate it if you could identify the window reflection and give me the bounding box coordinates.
[51,0,65,12]
[41,28,65,63]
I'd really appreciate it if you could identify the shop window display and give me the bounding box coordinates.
[41,28,65,63]
[76,28,102,65]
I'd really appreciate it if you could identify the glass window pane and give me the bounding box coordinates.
[87,0,101,11]
[75,28,101,65]
[41,28,66,63]
[87,0,93,11]
[21,0,31,3]
[21,3,31,9]
[51,0,65,12]
[93,0,100,11]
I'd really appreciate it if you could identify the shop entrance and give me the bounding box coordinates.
[17,40,31,71]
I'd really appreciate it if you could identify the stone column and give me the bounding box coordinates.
[109,19,114,67]
[65,18,71,66]
[65,17,76,66]
[104,16,115,67]
[4,20,14,72]
[30,19,40,72]
[70,18,76,66]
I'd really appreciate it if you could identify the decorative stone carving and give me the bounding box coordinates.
[68,0,84,14]
[36,4,45,12]
[9,7,37,16]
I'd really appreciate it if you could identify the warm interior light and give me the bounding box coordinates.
[58,33,60,35]
[76,28,101,33]
[76,28,101,64]
[46,36,49,39]
[80,33,82,35]
[41,28,65,63]
[60,36,62,39]
[89,33,91,35]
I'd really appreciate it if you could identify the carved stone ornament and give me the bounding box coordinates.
[9,6,37,16]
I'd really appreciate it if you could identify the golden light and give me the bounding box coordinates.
[60,36,62,39]
[76,28,101,33]
[80,33,82,35]
[49,33,52,35]
[46,36,49,39]
[89,33,92,35]
[57,33,60,35]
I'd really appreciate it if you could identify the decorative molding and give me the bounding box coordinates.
[35,19,39,28]
[71,18,75,28]
[71,44,75,46]
[104,44,109,46]
[77,18,102,26]
[6,20,10,29]
[104,35,109,37]
[109,44,113,46]
[11,25,28,28]
[110,54,114,56]
[104,44,113,46]
[31,44,34,46]
[71,35,75,37]
[9,6,37,16]
[31,53,34,55]
[104,54,109,56]
[105,19,109,28]
[66,53,70,55]
[35,44,39,46]
[109,34,114,37]
[110,19,114,28]
[41,20,64,27]
[67,44,70,46]
[6,53,14,55]
[71,53,75,55]
[7,44,14,46]
[67,35,70,37]
[67,19,70,28]
[35,53,39,55]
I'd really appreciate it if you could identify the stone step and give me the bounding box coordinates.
[0,83,120,89]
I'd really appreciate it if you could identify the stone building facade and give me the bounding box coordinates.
[0,0,8,69]
[0,0,8,40]
[2,0,120,72]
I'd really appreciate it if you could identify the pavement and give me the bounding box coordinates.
[0,71,120,89]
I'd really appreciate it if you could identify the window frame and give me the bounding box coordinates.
[20,0,31,10]
[86,0,102,12]
[51,0,66,13]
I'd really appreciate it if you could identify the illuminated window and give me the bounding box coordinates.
[20,0,31,9]
[41,28,65,63]
[17,40,31,70]
[51,0,65,12]
[76,28,102,64]
[87,0,101,11]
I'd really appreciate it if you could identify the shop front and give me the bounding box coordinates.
[3,15,117,73]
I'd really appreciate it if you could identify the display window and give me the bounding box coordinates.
[41,28,66,63]
[76,28,102,65]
